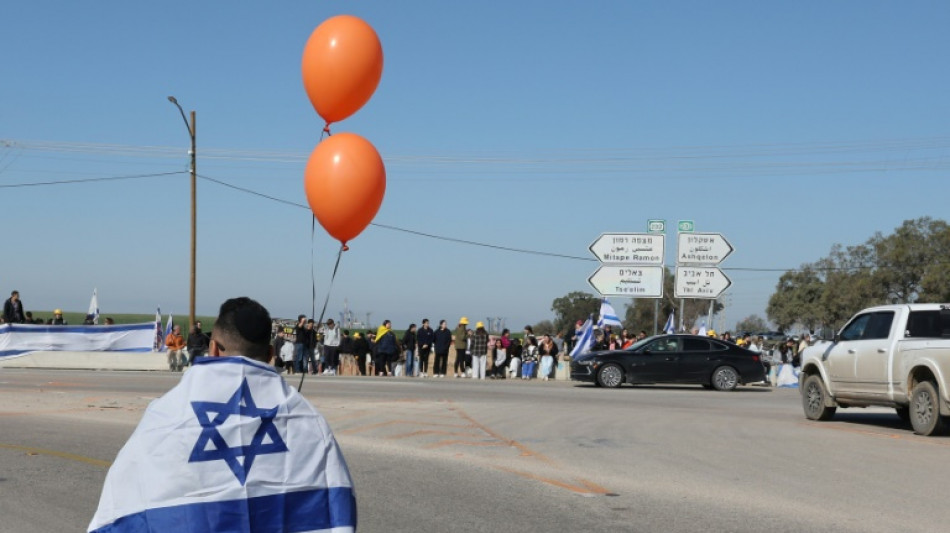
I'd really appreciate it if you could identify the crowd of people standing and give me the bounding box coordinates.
[271,316,566,381]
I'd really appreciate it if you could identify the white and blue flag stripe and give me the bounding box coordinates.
[597,298,623,329]
[663,312,675,335]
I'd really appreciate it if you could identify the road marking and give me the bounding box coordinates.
[452,407,554,464]
[340,419,473,435]
[387,429,481,440]
[328,398,616,496]
[0,443,111,468]
[495,466,610,496]
[424,439,508,449]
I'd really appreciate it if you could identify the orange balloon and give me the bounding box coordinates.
[304,133,386,246]
[302,15,383,125]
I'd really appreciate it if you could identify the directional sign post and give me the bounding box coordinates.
[589,233,665,265]
[674,266,732,299]
[676,233,734,265]
[588,265,665,298]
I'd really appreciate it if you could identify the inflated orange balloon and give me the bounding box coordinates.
[304,133,386,247]
[302,15,383,125]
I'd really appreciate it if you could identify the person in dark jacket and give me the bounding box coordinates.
[416,319,435,377]
[293,315,308,374]
[432,319,453,378]
[352,331,370,375]
[187,321,210,363]
[305,319,319,374]
[374,320,399,376]
[3,291,25,324]
[402,324,417,377]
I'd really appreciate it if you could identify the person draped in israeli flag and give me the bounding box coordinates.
[88,297,356,533]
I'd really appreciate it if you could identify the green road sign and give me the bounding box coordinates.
[678,220,694,232]
[648,219,665,233]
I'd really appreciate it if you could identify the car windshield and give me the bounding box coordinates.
[624,335,664,351]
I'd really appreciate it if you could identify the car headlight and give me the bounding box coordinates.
[576,359,598,367]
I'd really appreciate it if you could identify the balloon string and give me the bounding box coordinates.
[322,123,332,138]
[310,216,317,320]
[298,241,345,393]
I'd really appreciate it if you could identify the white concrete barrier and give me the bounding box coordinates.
[0,351,170,371]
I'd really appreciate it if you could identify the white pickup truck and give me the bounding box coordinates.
[799,303,950,436]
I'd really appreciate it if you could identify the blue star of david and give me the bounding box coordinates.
[188,378,288,485]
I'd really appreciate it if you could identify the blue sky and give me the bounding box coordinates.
[2,2,948,332]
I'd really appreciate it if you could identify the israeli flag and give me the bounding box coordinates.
[597,298,623,329]
[88,356,356,532]
[163,314,174,350]
[153,308,163,351]
[663,312,675,335]
[697,319,707,337]
[570,315,595,357]
[86,288,100,325]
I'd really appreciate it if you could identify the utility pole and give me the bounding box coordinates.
[167,96,197,331]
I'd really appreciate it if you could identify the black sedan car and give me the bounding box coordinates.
[570,334,767,390]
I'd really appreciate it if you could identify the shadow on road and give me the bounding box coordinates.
[570,383,772,393]
[831,411,915,432]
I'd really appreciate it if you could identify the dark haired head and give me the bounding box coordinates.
[213,297,273,363]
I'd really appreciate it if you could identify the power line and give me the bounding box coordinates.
[0,170,185,188]
[4,137,950,176]
[198,172,950,273]
[196,173,595,262]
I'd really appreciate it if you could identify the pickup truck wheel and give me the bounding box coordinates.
[802,375,836,421]
[910,381,949,436]
[711,366,739,391]
[596,364,624,388]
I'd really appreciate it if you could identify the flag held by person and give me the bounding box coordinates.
[153,308,163,351]
[86,289,99,325]
[597,298,623,329]
[663,312,675,335]
[570,315,595,358]
[163,314,174,350]
[87,356,356,532]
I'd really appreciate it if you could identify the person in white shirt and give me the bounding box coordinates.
[280,335,296,375]
[321,319,341,375]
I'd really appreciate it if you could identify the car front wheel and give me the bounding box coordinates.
[596,364,624,388]
[710,366,739,391]
[910,381,948,436]
[802,374,836,421]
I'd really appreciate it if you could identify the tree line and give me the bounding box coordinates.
[766,217,950,333]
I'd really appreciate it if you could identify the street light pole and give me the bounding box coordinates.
[167,96,197,331]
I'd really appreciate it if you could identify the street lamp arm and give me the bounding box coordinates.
[167,96,193,136]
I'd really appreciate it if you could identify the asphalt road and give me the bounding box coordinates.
[2,369,950,532]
